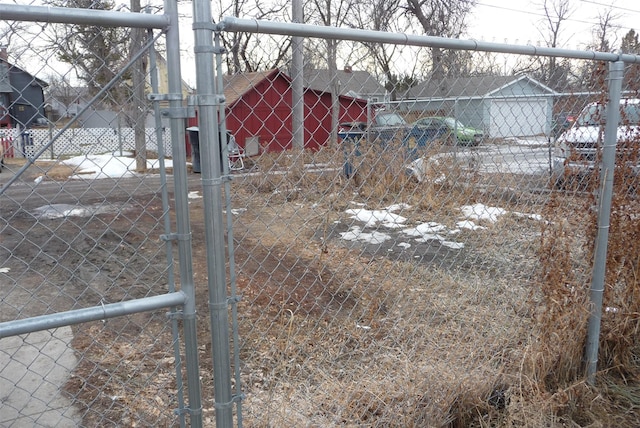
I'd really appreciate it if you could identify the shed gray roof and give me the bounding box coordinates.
[406,75,557,99]
[304,69,386,97]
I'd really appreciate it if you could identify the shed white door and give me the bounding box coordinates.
[490,99,548,138]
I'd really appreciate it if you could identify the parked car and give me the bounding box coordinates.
[413,116,484,146]
[370,111,441,147]
[338,110,446,155]
[551,111,575,141]
[552,99,640,188]
[337,110,447,178]
[373,111,407,127]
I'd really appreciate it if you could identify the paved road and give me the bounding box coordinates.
[0,328,80,427]
[0,158,203,214]
[431,141,553,176]
[474,142,553,175]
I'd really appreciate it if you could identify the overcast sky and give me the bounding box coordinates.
[467,0,640,49]
[9,0,640,87]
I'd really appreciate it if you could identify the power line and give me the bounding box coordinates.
[474,1,547,20]
[578,0,640,14]
[473,0,639,33]
[474,1,594,27]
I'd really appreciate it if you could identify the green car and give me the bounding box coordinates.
[413,116,484,146]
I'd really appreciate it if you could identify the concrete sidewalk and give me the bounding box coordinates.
[0,327,81,427]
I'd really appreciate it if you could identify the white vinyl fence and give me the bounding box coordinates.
[3,126,174,159]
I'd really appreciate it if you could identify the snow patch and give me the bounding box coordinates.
[340,226,392,244]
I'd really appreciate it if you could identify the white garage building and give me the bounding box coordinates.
[402,75,558,138]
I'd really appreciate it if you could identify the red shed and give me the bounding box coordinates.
[189,69,369,155]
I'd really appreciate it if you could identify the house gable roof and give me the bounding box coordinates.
[3,60,48,88]
[150,51,193,97]
[223,68,370,106]
[0,62,11,93]
[486,74,558,96]
[0,59,48,94]
[406,75,559,99]
[304,69,386,97]
[223,68,285,106]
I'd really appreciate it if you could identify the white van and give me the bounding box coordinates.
[552,99,640,187]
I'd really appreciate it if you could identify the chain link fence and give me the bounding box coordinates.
[2,2,640,427]
[211,19,640,427]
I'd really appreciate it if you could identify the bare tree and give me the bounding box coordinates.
[215,0,291,73]
[308,0,361,69]
[306,0,363,144]
[467,51,510,77]
[0,21,31,62]
[540,0,572,85]
[573,8,619,91]
[514,0,573,90]
[353,0,407,100]
[130,0,148,171]
[36,0,151,166]
[39,0,131,105]
[593,8,619,52]
[404,0,476,80]
[44,75,83,119]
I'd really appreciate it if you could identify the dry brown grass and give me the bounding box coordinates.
[522,158,640,426]
[231,249,532,426]
[237,148,640,426]
[2,157,76,181]
[224,155,535,426]
[597,173,640,377]
[58,141,640,427]
[39,161,77,179]
[225,143,640,426]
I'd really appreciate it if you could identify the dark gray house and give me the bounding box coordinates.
[404,75,559,138]
[0,47,48,129]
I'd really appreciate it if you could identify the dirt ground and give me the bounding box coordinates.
[1,159,367,425]
[2,155,638,427]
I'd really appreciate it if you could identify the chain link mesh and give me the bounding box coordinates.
[0,6,189,426]
[216,34,640,426]
[2,3,640,427]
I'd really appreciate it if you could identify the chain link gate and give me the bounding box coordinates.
[2,1,640,426]
[0,1,208,426]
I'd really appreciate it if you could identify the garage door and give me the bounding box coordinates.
[490,99,548,138]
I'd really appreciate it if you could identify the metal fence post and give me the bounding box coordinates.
[291,0,304,151]
[164,0,204,424]
[585,59,624,385]
[213,31,245,427]
[192,0,235,426]
[147,23,187,428]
